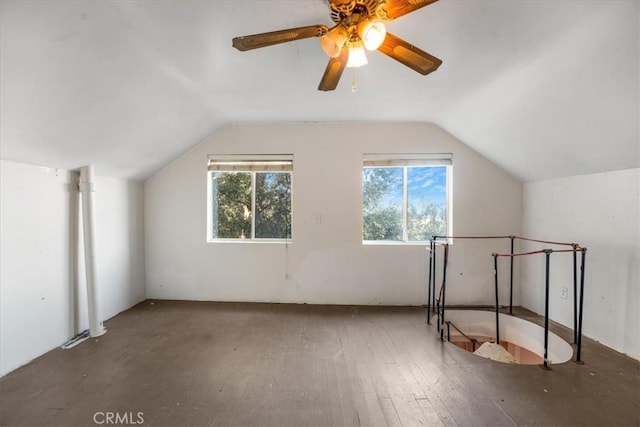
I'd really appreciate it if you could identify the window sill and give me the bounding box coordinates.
[362,240,431,246]
[207,239,293,244]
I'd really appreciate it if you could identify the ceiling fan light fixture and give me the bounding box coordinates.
[346,40,368,68]
[358,19,386,51]
[321,26,348,58]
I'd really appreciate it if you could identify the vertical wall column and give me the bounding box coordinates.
[79,165,106,337]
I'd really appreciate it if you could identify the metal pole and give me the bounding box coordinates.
[572,244,578,343]
[427,239,433,325]
[434,241,439,333]
[509,236,515,315]
[440,243,449,341]
[576,248,587,363]
[433,239,438,310]
[543,250,552,369]
[493,253,500,344]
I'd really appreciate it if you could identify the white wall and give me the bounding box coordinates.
[521,168,639,359]
[145,122,522,306]
[0,160,146,375]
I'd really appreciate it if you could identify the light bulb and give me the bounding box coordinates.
[346,40,368,68]
[358,19,387,51]
[320,26,348,58]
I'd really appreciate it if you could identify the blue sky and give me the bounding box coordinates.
[375,166,447,207]
[408,166,447,206]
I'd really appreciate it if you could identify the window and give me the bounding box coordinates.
[362,154,451,243]
[207,155,292,241]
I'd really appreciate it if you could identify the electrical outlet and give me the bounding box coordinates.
[560,287,568,299]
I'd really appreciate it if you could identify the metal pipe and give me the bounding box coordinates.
[493,253,500,344]
[509,236,515,315]
[573,244,578,343]
[436,300,441,334]
[576,248,587,363]
[69,172,81,335]
[434,242,438,333]
[79,166,106,338]
[427,240,433,324]
[440,243,449,341]
[543,249,552,368]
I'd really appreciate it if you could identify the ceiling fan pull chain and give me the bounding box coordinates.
[351,68,357,92]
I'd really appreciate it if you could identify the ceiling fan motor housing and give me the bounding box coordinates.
[329,0,380,22]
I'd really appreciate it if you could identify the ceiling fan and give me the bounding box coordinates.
[232,0,442,91]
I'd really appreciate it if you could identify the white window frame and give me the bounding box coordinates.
[206,154,293,243]
[362,153,453,244]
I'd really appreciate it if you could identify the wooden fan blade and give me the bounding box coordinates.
[378,32,442,75]
[232,25,328,51]
[318,47,349,91]
[378,0,438,20]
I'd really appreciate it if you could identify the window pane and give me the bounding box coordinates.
[407,166,447,241]
[255,172,291,239]
[362,167,403,241]
[211,172,252,239]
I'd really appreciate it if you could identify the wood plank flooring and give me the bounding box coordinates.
[1,301,638,426]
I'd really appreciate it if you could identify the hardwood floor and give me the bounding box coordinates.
[1,301,639,426]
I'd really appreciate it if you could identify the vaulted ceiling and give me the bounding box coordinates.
[1,0,638,182]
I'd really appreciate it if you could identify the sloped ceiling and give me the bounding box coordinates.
[1,0,638,182]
